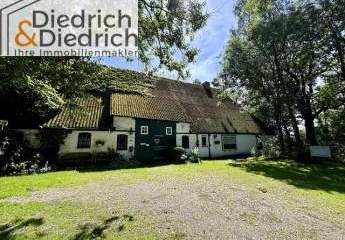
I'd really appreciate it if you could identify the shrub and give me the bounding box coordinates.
[181,147,201,164]
[261,137,281,160]
[250,146,260,157]
[40,129,69,164]
[189,148,201,163]
[95,140,105,146]
[58,148,133,169]
[169,147,186,163]
[334,144,345,163]
[0,130,52,176]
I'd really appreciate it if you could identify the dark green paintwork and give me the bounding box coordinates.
[135,119,176,162]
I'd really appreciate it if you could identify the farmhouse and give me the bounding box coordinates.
[43,69,266,161]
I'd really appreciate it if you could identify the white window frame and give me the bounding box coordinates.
[222,135,237,151]
[166,127,173,136]
[141,126,149,135]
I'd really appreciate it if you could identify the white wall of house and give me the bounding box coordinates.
[176,122,191,133]
[176,133,258,158]
[20,117,259,160]
[113,117,135,131]
[236,134,257,154]
[59,131,135,159]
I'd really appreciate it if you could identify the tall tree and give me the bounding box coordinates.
[0,0,209,126]
[219,0,344,149]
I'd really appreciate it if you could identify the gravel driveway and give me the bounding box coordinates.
[4,175,345,240]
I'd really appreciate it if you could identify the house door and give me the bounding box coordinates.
[152,135,166,161]
[135,119,176,163]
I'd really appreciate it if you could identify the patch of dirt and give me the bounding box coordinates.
[3,176,345,240]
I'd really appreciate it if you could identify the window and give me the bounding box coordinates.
[141,126,149,135]
[166,127,173,135]
[223,135,237,151]
[117,134,128,151]
[182,136,190,149]
[77,133,91,149]
[201,135,207,147]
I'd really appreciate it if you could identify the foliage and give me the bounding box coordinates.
[0,58,105,128]
[58,148,140,169]
[169,147,186,163]
[333,144,345,163]
[0,2,209,126]
[260,137,281,160]
[95,140,105,146]
[40,129,69,164]
[317,108,345,146]
[219,0,345,154]
[0,131,52,176]
[181,147,201,163]
[139,0,209,78]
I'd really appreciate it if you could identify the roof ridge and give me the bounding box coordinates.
[101,64,210,88]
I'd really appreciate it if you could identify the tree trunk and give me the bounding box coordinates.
[274,110,286,155]
[288,107,303,146]
[283,120,292,152]
[277,122,285,154]
[303,107,317,145]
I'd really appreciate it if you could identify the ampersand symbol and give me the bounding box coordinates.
[15,20,37,48]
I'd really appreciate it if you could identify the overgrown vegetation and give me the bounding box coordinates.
[0,131,51,176]
[217,0,345,160]
[0,0,209,126]
[181,147,202,163]
[39,129,69,164]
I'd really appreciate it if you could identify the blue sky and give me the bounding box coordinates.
[98,0,237,83]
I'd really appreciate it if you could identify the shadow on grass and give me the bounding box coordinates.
[75,160,186,173]
[0,217,44,240]
[229,159,345,193]
[72,214,134,240]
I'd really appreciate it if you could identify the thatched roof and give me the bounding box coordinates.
[46,68,264,134]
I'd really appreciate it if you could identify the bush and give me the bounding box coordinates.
[58,148,136,169]
[261,137,281,160]
[334,144,345,163]
[95,140,105,146]
[250,146,260,157]
[169,147,186,163]
[40,129,69,164]
[0,130,52,176]
[182,147,201,163]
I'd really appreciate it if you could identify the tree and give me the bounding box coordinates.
[139,0,209,78]
[0,57,103,127]
[219,0,344,153]
[0,0,209,126]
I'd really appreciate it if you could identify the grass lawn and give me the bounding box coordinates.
[1,159,345,239]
